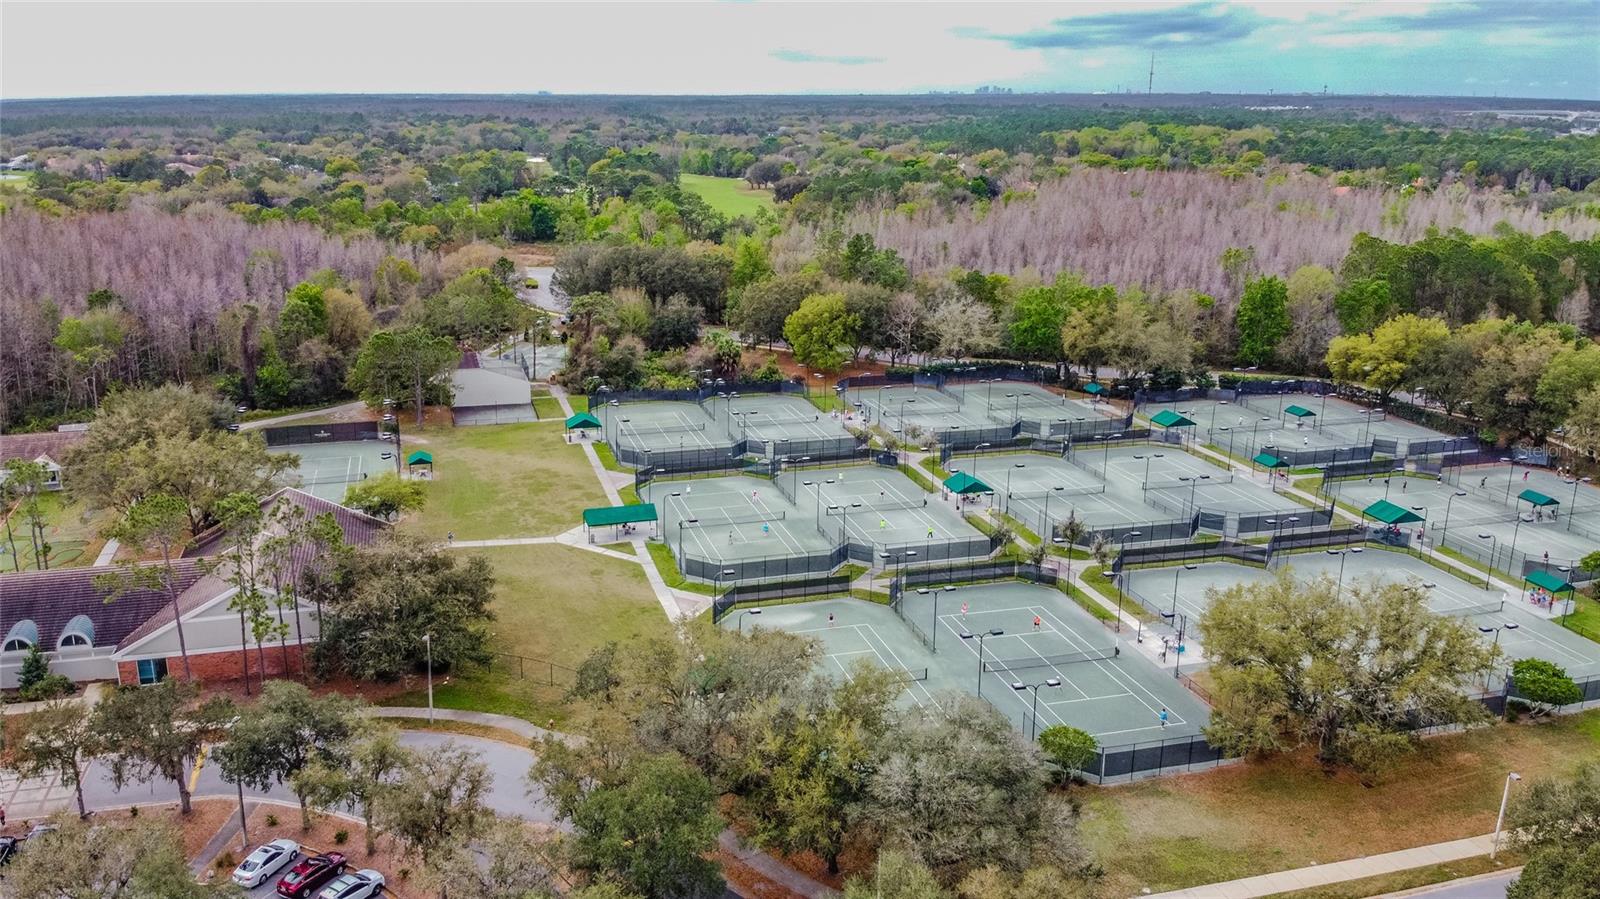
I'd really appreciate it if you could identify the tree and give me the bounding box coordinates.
[1506,763,1600,899]
[15,701,96,818]
[16,641,51,694]
[1282,265,1339,370]
[313,535,495,682]
[342,472,427,521]
[375,741,493,869]
[3,815,228,899]
[425,815,559,899]
[527,195,561,241]
[864,693,1089,883]
[97,492,196,680]
[1037,725,1098,780]
[1201,571,1499,773]
[1008,285,1070,362]
[214,680,362,831]
[927,297,1000,362]
[727,272,820,347]
[208,491,281,692]
[1324,314,1450,403]
[299,725,414,857]
[54,308,124,408]
[744,157,786,188]
[1333,277,1393,335]
[883,292,926,365]
[4,459,52,569]
[90,679,235,815]
[423,269,527,348]
[1511,658,1583,716]
[842,851,950,899]
[729,236,773,290]
[1563,387,1600,467]
[567,753,725,899]
[1235,276,1291,367]
[347,328,460,427]
[739,663,901,874]
[645,295,703,351]
[783,293,857,373]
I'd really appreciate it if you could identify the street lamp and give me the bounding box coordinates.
[1478,620,1519,652]
[1004,462,1026,511]
[1491,772,1522,860]
[422,633,434,723]
[1180,474,1211,518]
[917,586,957,651]
[804,478,835,530]
[1216,425,1237,462]
[1327,546,1364,598]
[971,443,992,482]
[960,628,1005,697]
[899,397,917,428]
[1011,678,1062,740]
[1170,563,1197,618]
[1477,532,1498,589]
[1441,489,1467,541]
[736,607,763,633]
[1568,476,1593,533]
[1040,485,1066,542]
[1208,400,1229,437]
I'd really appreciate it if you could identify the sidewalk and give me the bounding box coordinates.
[1144,833,1500,899]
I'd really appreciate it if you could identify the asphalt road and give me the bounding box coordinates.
[1378,870,1516,899]
[76,731,551,824]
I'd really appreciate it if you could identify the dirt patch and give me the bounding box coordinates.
[744,347,889,390]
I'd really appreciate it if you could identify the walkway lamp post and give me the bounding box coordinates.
[1011,678,1062,741]
[961,628,1005,697]
[1478,621,1519,653]
[1134,452,1164,493]
[1569,476,1592,533]
[1477,532,1498,589]
[1326,546,1363,598]
[736,607,763,633]
[1491,772,1522,860]
[1170,563,1197,619]
[1441,490,1467,541]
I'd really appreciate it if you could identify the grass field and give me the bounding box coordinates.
[401,421,607,541]
[679,174,774,217]
[1083,710,1600,896]
[1,491,110,572]
[378,544,671,724]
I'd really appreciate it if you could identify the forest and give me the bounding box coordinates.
[1,93,1598,453]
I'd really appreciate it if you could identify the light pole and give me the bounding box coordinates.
[1568,476,1592,532]
[899,397,917,428]
[1478,532,1498,589]
[1327,546,1363,598]
[1135,452,1164,493]
[1171,563,1197,618]
[805,478,835,531]
[381,398,404,476]
[1004,463,1025,512]
[1011,678,1062,740]
[1441,489,1467,541]
[1164,611,1189,679]
[1208,400,1229,436]
[1181,474,1211,518]
[1250,416,1273,457]
[422,633,434,723]
[961,628,1005,697]
[1502,456,1516,505]
[1040,485,1065,542]
[736,607,763,633]
[1491,772,1522,860]
[1479,621,1519,652]
[1217,425,1237,462]
[971,443,992,482]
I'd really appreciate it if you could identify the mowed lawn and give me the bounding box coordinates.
[401,421,606,540]
[679,174,774,218]
[380,544,671,725]
[1082,710,1600,896]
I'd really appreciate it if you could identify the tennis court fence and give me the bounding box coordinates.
[484,652,580,687]
[710,573,854,623]
[261,421,381,446]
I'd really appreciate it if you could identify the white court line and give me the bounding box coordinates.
[1024,602,1191,731]
[797,623,935,706]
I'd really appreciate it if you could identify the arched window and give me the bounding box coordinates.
[3,619,39,653]
[58,615,95,649]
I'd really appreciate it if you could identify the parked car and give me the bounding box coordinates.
[316,868,385,899]
[0,836,18,866]
[232,838,300,888]
[276,851,347,897]
[24,824,57,841]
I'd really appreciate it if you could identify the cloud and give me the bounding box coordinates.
[771,48,885,65]
[979,3,1263,50]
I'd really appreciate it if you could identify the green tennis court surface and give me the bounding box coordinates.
[601,401,724,451]
[270,440,395,503]
[727,584,1210,743]
[715,394,856,442]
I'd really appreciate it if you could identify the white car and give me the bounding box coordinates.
[317,868,385,899]
[231,838,300,888]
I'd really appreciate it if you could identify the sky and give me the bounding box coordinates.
[2,0,1597,101]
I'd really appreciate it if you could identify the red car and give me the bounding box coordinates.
[276,852,348,897]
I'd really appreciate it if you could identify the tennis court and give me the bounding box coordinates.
[1444,463,1600,542]
[844,384,996,438]
[1241,393,1448,447]
[946,380,1120,426]
[1127,551,1600,679]
[715,393,855,443]
[1329,475,1595,567]
[602,401,723,452]
[1100,445,1300,516]
[651,467,986,580]
[271,440,397,503]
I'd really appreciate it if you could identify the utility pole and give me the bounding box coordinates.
[1148,53,1155,95]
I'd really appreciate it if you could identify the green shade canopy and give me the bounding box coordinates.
[565,412,602,429]
[1083,382,1106,395]
[406,450,433,465]
[1523,569,1575,595]
[1253,452,1288,469]
[583,503,658,527]
[1150,409,1196,428]
[1363,499,1425,525]
[1284,405,1316,419]
[943,471,994,495]
[1518,489,1558,507]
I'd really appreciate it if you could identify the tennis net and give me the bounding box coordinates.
[1144,473,1234,490]
[745,410,823,425]
[629,421,706,435]
[295,473,371,487]
[982,645,1120,674]
[825,495,927,516]
[933,384,965,407]
[1317,410,1386,428]
[682,510,787,528]
[1433,598,1505,618]
[1009,485,1106,506]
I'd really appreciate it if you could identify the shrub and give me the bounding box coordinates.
[265,814,279,827]
[333,830,349,845]
[18,673,75,702]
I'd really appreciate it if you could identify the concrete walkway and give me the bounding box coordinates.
[1145,833,1501,899]
[237,401,367,430]
[718,830,840,899]
[370,705,580,746]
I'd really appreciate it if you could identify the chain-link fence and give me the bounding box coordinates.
[711,574,855,624]
[261,421,380,446]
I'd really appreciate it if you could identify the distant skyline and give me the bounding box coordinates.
[2,1,1597,102]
